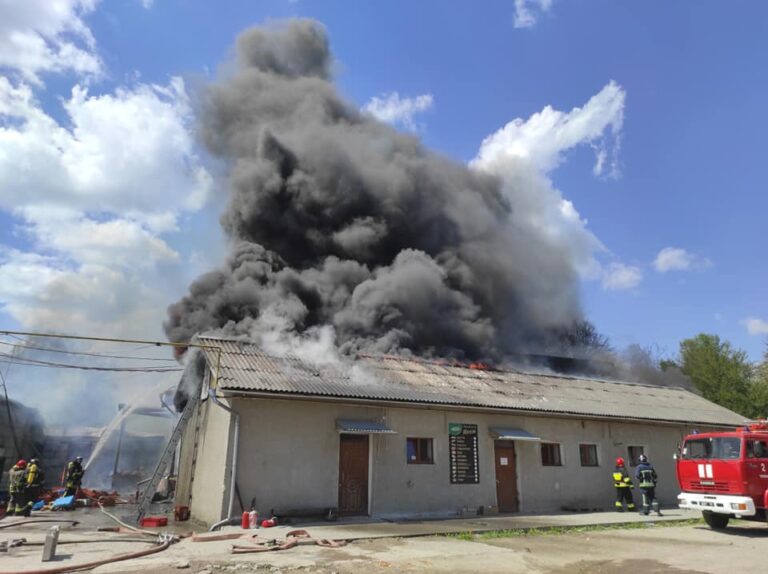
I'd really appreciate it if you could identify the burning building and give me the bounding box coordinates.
[1,398,44,493]
[173,337,744,524]
[163,20,742,524]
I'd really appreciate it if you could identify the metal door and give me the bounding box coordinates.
[338,434,369,515]
[494,440,519,513]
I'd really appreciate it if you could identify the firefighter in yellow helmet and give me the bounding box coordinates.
[22,458,44,515]
[612,457,636,512]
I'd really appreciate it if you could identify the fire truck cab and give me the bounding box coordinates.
[677,423,768,529]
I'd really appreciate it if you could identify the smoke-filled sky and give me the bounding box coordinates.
[0,0,766,360]
[164,19,614,359]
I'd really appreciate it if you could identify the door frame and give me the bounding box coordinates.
[493,439,521,513]
[337,433,372,516]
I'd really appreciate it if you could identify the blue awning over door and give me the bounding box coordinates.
[489,427,541,441]
[336,419,396,434]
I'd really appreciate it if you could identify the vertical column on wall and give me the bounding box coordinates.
[174,367,209,508]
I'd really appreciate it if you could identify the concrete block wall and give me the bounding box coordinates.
[184,397,695,523]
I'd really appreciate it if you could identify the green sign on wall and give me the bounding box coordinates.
[448,423,479,484]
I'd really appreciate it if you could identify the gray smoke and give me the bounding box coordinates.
[165,19,589,361]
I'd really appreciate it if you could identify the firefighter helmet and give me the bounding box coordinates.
[615,457,625,467]
[75,456,83,462]
[16,459,27,468]
[30,458,39,465]
[638,454,648,463]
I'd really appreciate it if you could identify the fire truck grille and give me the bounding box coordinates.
[687,481,731,493]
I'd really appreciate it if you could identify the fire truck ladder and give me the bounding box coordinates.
[136,393,199,523]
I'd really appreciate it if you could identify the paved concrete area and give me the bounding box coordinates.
[17,507,768,573]
[230,507,700,540]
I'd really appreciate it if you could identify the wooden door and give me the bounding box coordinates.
[338,434,369,515]
[494,440,519,513]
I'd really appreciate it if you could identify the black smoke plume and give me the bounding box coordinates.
[165,19,592,361]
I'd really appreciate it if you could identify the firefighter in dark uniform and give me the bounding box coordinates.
[24,458,45,515]
[64,456,84,497]
[635,454,661,516]
[613,457,636,512]
[9,459,29,516]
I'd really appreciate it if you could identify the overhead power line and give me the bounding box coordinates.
[0,352,183,373]
[0,338,178,362]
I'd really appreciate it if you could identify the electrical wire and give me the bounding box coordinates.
[0,352,182,373]
[0,338,178,362]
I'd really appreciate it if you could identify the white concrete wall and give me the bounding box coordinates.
[188,398,232,524]
[190,396,704,523]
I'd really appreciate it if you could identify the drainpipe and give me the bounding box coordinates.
[207,389,240,526]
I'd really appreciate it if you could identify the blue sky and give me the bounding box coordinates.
[0,0,765,361]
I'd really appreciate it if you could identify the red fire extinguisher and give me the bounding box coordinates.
[261,517,277,528]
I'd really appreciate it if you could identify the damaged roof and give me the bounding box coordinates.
[195,336,746,427]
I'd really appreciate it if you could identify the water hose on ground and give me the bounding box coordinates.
[0,519,79,530]
[4,537,173,574]
[22,538,155,545]
[96,503,157,536]
[230,529,347,554]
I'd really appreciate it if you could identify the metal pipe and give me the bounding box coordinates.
[207,389,240,522]
[208,516,240,532]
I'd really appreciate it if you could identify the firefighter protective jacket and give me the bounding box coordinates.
[9,465,27,494]
[612,466,633,488]
[635,462,658,488]
[66,460,84,486]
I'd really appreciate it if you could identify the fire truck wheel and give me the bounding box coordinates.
[702,511,729,530]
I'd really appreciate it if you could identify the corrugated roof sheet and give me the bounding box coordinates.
[195,336,746,427]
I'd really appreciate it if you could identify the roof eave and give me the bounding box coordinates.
[216,388,744,429]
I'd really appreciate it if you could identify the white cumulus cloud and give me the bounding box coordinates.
[602,263,643,291]
[362,92,433,131]
[473,80,625,178]
[0,63,213,337]
[472,81,627,284]
[653,247,711,272]
[514,0,554,29]
[0,0,101,84]
[0,77,211,216]
[742,317,768,336]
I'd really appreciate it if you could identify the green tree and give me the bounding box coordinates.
[749,344,768,418]
[679,334,754,417]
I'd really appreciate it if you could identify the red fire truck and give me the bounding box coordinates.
[676,422,768,529]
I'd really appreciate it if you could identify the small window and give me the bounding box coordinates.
[628,445,645,467]
[540,443,562,466]
[406,438,434,464]
[747,439,768,459]
[579,444,599,467]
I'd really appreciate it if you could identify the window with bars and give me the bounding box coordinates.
[540,443,562,466]
[406,438,434,464]
[628,445,645,467]
[579,444,599,467]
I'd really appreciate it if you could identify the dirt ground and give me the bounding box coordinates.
[89,521,767,574]
[3,516,767,573]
